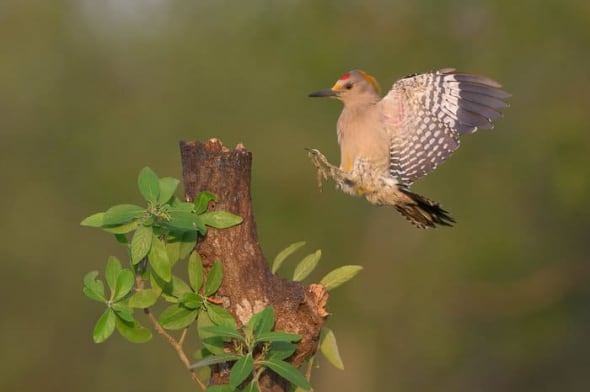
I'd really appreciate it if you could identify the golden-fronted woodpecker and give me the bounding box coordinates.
[308,68,510,228]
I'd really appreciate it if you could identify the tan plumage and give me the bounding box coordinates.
[308,68,510,228]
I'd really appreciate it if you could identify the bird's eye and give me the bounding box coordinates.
[344,83,353,90]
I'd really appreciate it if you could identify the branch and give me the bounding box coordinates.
[136,265,206,390]
[179,139,329,391]
[144,310,206,390]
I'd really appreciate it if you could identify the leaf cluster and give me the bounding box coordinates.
[83,256,151,343]
[81,167,242,343]
[82,168,241,279]
[271,241,363,371]
[192,307,310,392]
[81,167,363,392]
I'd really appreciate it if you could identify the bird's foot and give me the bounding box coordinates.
[306,148,333,191]
[305,148,354,192]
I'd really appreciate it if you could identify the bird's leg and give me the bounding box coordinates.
[306,148,333,190]
[306,148,354,191]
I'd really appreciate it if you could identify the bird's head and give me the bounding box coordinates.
[308,70,381,105]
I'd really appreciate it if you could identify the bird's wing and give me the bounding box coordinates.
[379,68,510,185]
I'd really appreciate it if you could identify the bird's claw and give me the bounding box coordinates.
[305,147,358,194]
[306,148,332,191]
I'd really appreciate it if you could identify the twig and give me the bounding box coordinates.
[145,309,207,391]
[136,258,205,389]
[179,327,188,347]
[304,356,314,382]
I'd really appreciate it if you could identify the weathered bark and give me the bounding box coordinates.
[179,139,329,391]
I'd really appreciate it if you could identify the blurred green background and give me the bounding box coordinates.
[2,1,589,391]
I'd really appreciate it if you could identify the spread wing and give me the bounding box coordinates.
[380,68,510,185]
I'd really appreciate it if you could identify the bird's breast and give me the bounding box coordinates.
[337,105,389,174]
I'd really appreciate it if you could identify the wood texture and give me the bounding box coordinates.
[179,139,328,391]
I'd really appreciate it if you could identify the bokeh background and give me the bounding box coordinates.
[2,1,589,391]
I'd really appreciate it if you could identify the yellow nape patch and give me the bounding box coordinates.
[358,70,381,95]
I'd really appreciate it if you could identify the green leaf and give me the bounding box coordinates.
[260,359,310,390]
[116,317,152,343]
[150,274,188,304]
[93,308,116,343]
[198,311,225,355]
[244,381,261,392]
[166,239,180,266]
[170,199,195,211]
[178,231,197,259]
[320,265,363,291]
[205,385,234,392]
[84,270,101,288]
[105,256,122,293]
[131,225,153,264]
[200,211,243,229]
[165,230,197,265]
[230,355,254,389]
[188,252,204,291]
[114,233,128,244]
[83,287,105,302]
[102,219,140,234]
[266,342,297,361]
[190,352,242,369]
[113,269,135,301]
[158,177,180,204]
[128,289,159,308]
[148,235,171,282]
[292,250,321,282]
[138,167,160,203]
[255,331,301,344]
[206,303,237,328]
[171,275,193,298]
[320,327,344,370]
[179,292,203,310]
[166,210,206,233]
[103,204,145,226]
[81,212,105,227]
[158,304,199,330]
[83,271,106,302]
[150,268,171,297]
[246,306,275,337]
[205,260,223,296]
[272,241,306,274]
[194,191,218,214]
[112,302,134,322]
[200,325,244,341]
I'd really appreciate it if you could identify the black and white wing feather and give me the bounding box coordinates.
[380,68,510,185]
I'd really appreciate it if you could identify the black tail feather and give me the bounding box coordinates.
[396,189,455,229]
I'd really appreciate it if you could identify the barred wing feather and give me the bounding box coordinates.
[380,68,510,185]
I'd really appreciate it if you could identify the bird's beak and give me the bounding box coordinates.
[308,88,338,98]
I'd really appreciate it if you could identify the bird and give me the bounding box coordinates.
[307,68,510,228]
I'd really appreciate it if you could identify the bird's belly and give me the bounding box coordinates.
[341,158,393,196]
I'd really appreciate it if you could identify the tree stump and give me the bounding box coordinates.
[179,139,329,391]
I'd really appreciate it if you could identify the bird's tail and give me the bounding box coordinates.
[395,188,455,229]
